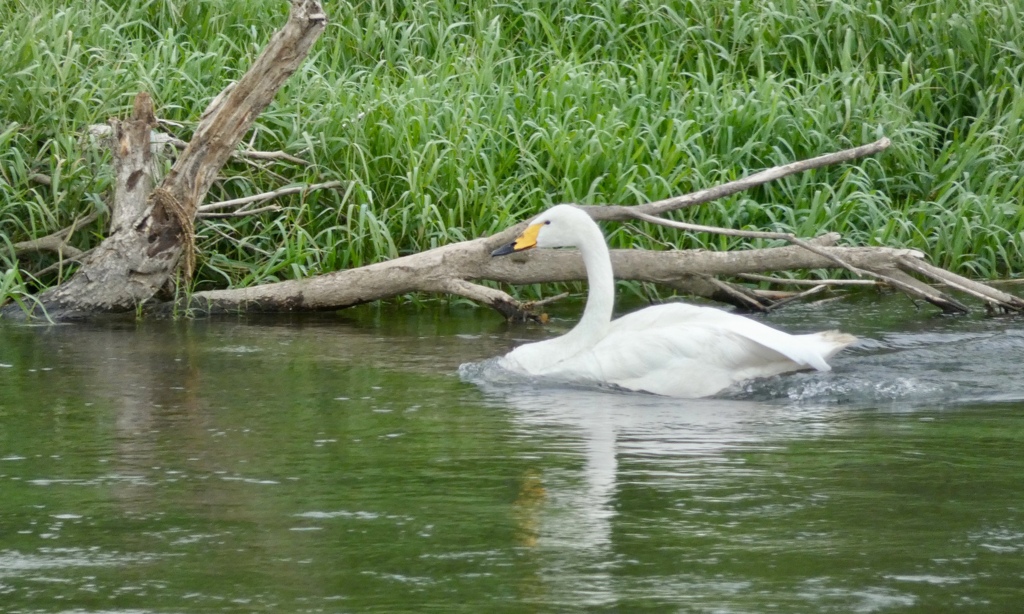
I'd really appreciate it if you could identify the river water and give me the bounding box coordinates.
[1,293,1023,612]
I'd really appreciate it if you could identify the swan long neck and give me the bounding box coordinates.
[567,220,615,343]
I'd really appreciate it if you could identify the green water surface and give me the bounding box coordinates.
[1,297,1023,612]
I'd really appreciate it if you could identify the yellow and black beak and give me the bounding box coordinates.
[491,222,543,257]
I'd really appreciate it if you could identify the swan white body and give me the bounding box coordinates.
[491,205,856,398]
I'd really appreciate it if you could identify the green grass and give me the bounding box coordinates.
[2,0,1024,306]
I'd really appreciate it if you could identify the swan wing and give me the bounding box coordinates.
[608,303,852,371]
[539,303,854,397]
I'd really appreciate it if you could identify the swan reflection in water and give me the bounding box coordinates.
[474,376,806,608]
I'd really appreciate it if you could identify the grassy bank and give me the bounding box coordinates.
[2,0,1023,304]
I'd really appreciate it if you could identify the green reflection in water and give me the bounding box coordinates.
[611,407,1024,612]
[0,302,1022,612]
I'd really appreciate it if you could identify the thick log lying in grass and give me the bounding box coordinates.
[170,226,1022,319]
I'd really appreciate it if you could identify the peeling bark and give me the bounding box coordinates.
[2,0,327,321]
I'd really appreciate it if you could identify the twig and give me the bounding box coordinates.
[766,284,827,311]
[34,249,93,279]
[700,275,770,311]
[197,180,343,213]
[236,156,293,184]
[237,150,310,165]
[12,236,84,259]
[868,267,970,314]
[202,224,273,256]
[11,211,102,258]
[525,292,569,308]
[198,204,281,219]
[89,124,311,166]
[737,273,880,287]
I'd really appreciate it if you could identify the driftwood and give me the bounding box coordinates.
[168,229,1021,319]
[4,0,1023,322]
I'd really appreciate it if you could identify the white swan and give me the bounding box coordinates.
[490,204,856,398]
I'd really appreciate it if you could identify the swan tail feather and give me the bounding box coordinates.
[788,330,858,371]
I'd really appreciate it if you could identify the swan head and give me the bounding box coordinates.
[491,204,596,256]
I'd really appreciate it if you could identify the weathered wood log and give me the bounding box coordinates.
[161,234,927,317]
[2,0,327,320]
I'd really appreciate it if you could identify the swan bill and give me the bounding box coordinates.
[491,222,543,257]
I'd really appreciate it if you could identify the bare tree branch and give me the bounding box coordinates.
[11,211,102,259]
[197,180,343,214]
[198,205,282,219]
[580,137,892,220]
[765,284,827,311]
[737,273,880,287]
[897,256,1024,313]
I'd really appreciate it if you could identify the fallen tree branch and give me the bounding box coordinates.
[737,273,880,287]
[11,210,101,259]
[580,137,892,221]
[765,284,827,311]
[437,278,537,322]
[700,274,772,311]
[197,180,343,215]
[896,256,1024,313]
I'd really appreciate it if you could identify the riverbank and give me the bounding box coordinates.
[2,0,1022,305]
